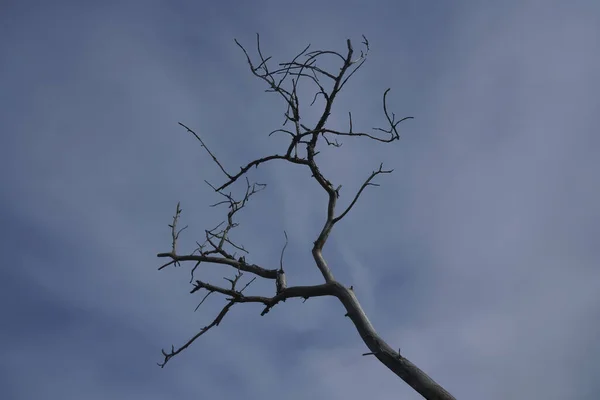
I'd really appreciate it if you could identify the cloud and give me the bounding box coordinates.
[2,1,599,399]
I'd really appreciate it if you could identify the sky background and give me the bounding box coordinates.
[1,1,599,399]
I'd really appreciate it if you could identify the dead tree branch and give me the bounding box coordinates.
[156,35,455,400]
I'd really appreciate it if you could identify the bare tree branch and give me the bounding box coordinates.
[276,231,288,294]
[158,252,279,279]
[155,35,455,400]
[333,163,393,224]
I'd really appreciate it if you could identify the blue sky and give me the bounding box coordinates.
[2,1,599,399]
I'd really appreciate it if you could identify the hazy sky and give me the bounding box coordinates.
[2,1,599,399]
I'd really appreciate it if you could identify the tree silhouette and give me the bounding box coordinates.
[156,34,456,400]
